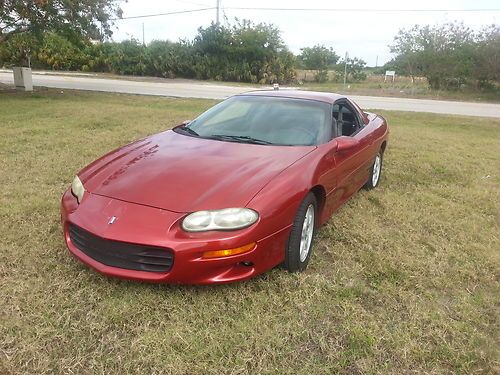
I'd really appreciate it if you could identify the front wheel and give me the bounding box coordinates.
[283,193,317,272]
[365,151,383,189]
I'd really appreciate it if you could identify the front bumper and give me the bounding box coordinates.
[61,189,290,284]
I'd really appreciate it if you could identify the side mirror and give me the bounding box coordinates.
[336,136,359,152]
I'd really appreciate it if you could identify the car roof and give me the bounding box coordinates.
[236,89,345,104]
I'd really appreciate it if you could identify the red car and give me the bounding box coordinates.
[61,90,389,284]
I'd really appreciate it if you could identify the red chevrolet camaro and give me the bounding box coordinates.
[61,90,389,284]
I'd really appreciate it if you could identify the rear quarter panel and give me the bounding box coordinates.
[365,111,389,152]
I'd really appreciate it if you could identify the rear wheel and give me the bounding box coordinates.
[365,151,383,189]
[283,193,317,272]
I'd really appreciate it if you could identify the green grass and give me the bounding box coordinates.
[296,70,500,103]
[303,80,500,103]
[0,90,499,375]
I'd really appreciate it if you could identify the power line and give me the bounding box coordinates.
[112,7,215,21]
[112,6,500,21]
[224,7,500,12]
[173,0,212,7]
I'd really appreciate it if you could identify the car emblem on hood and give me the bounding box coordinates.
[108,216,117,225]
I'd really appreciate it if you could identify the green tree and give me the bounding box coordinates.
[298,45,339,82]
[388,26,421,83]
[190,20,295,83]
[36,32,86,70]
[81,42,116,72]
[230,19,289,83]
[335,57,367,82]
[191,23,233,80]
[472,25,500,87]
[146,40,195,78]
[1,17,297,84]
[390,22,477,89]
[108,39,147,76]
[265,49,296,84]
[0,0,123,43]
[0,32,37,66]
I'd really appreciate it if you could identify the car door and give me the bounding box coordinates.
[333,100,373,201]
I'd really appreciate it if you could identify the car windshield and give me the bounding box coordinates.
[179,95,332,146]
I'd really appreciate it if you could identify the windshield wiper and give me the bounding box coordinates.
[177,126,199,137]
[208,134,273,145]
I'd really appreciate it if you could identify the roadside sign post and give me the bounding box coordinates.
[384,70,396,83]
[343,52,349,88]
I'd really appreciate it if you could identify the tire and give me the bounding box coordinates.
[283,192,317,272]
[364,150,383,190]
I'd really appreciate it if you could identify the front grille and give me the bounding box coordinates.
[68,224,174,273]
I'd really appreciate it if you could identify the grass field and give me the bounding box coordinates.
[299,74,500,103]
[217,71,499,103]
[0,90,499,375]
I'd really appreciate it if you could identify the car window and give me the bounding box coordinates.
[332,104,341,138]
[202,100,252,126]
[184,96,332,146]
[332,104,340,120]
[338,103,360,137]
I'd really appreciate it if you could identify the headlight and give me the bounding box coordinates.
[182,208,258,232]
[71,176,85,204]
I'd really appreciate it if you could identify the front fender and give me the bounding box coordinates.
[246,150,321,241]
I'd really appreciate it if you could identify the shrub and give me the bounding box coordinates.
[0,20,296,84]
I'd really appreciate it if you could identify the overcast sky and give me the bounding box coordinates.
[111,0,499,66]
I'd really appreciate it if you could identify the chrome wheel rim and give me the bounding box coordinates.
[372,154,381,186]
[300,204,315,262]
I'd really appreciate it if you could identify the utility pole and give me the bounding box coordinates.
[375,55,378,68]
[216,0,220,25]
[142,22,145,45]
[343,52,349,88]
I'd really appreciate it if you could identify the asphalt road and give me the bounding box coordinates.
[1,71,499,118]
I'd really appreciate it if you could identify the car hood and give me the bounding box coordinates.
[80,130,315,213]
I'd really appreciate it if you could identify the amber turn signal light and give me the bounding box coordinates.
[202,242,256,259]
